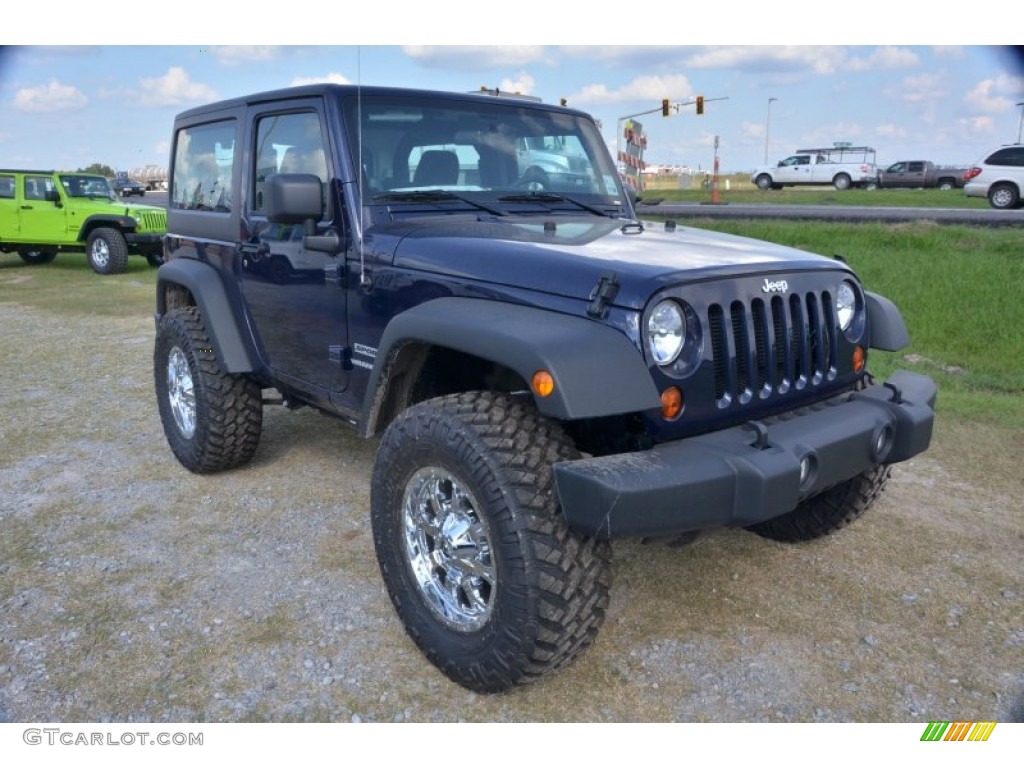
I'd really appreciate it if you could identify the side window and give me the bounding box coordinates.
[0,175,14,199]
[908,162,924,172]
[987,148,1024,167]
[253,111,328,213]
[171,120,236,212]
[24,175,56,201]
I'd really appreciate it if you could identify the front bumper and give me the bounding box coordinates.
[553,370,936,539]
[125,232,164,254]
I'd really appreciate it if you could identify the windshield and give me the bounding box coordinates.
[59,174,116,200]
[341,94,626,212]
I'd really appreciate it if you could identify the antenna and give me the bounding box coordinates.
[357,47,371,291]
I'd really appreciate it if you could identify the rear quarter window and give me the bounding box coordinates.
[985,147,1024,167]
[171,120,236,212]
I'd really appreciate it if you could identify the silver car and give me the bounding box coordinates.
[963,143,1024,209]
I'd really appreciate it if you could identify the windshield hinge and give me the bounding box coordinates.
[587,271,620,319]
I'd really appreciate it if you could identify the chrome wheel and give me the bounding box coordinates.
[166,345,196,438]
[90,237,110,270]
[401,467,496,632]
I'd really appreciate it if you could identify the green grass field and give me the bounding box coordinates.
[3,216,1022,430]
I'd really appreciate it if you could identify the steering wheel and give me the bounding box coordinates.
[514,166,551,192]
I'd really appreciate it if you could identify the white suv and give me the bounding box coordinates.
[963,143,1024,209]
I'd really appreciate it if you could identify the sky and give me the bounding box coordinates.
[2,9,1022,176]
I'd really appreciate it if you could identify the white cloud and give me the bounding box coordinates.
[138,67,218,107]
[13,80,88,112]
[571,74,693,105]
[402,46,548,69]
[683,46,847,76]
[847,46,919,72]
[893,71,951,104]
[290,72,352,87]
[965,74,1024,113]
[876,123,909,139]
[215,46,283,66]
[498,72,536,95]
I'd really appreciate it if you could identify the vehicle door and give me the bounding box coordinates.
[16,174,68,243]
[240,101,349,398]
[775,155,810,184]
[905,162,926,187]
[881,162,907,187]
[0,173,18,238]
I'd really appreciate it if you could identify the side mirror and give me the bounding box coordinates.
[264,174,323,224]
[45,189,61,204]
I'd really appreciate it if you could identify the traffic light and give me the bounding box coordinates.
[696,96,704,115]
[662,98,670,117]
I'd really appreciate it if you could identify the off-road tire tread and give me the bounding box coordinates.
[87,227,129,275]
[371,391,612,693]
[746,464,891,542]
[154,307,262,474]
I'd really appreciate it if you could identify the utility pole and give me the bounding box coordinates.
[765,97,777,165]
[1017,101,1024,144]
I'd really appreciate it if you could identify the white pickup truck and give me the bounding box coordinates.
[751,146,878,191]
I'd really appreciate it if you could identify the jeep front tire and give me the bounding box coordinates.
[86,227,129,274]
[370,391,612,693]
[745,464,891,542]
[154,306,263,473]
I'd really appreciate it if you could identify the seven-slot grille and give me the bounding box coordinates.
[708,291,837,408]
[136,211,167,231]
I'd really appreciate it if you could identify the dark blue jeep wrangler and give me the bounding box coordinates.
[154,84,936,693]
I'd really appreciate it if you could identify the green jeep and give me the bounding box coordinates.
[0,170,167,274]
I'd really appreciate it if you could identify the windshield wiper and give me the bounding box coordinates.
[496,192,615,217]
[371,190,506,216]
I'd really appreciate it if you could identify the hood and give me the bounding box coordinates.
[376,214,846,310]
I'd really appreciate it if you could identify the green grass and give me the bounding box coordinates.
[674,218,1024,430]
[0,250,157,317]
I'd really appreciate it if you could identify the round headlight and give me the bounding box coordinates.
[837,280,857,332]
[648,300,685,365]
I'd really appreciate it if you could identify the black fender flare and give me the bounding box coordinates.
[866,291,910,351]
[360,297,661,435]
[155,259,258,373]
[76,214,136,241]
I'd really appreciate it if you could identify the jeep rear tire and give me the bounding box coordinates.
[745,464,891,542]
[86,228,129,274]
[18,249,57,265]
[154,306,263,473]
[370,391,612,693]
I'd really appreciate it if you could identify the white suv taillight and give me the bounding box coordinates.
[963,167,982,181]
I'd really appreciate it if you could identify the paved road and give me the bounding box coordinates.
[638,201,1024,227]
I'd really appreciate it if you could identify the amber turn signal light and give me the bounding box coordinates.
[661,387,683,420]
[531,370,555,398]
[853,345,866,373]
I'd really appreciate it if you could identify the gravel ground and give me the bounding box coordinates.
[1,300,1021,723]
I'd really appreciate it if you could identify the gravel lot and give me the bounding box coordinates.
[0,285,1021,723]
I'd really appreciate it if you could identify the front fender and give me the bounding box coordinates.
[361,297,661,434]
[866,291,910,351]
[156,259,258,373]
